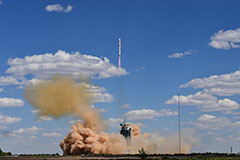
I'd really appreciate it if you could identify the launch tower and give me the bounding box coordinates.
[120,117,131,139]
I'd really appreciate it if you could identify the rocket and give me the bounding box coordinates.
[118,38,121,68]
[120,117,131,139]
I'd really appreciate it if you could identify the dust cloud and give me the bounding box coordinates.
[24,75,103,132]
[24,75,198,155]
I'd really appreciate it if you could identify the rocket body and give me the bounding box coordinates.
[118,56,121,68]
[118,38,121,56]
[118,38,121,68]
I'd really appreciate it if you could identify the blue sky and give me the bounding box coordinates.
[1,0,240,154]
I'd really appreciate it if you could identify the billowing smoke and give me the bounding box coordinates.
[60,122,197,154]
[59,122,145,155]
[60,122,128,154]
[128,128,198,154]
[24,75,103,132]
[24,75,198,155]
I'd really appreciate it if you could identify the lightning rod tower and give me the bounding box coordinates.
[178,93,181,153]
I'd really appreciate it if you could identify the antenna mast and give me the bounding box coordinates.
[178,93,181,153]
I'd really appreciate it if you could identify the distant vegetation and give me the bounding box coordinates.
[138,148,148,159]
[161,157,240,160]
[18,153,60,157]
[81,153,240,160]
[1,150,240,160]
[0,148,12,156]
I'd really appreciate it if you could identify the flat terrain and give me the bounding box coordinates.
[1,154,240,160]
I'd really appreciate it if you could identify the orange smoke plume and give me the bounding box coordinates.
[60,122,128,155]
[24,75,198,154]
[24,75,103,132]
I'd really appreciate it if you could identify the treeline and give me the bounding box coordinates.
[0,148,12,156]
[18,153,60,157]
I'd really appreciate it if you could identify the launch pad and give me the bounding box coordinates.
[120,117,132,139]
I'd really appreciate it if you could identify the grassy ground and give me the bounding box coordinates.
[160,157,240,160]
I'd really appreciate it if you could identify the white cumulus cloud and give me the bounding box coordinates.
[0,98,24,107]
[37,116,52,121]
[43,132,62,137]
[13,126,41,134]
[165,92,239,113]
[196,114,240,130]
[0,76,23,86]
[32,109,52,121]
[6,50,128,79]
[0,88,3,93]
[45,4,73,13]
[168,50,193,59]
[98,108,108,113]
[0,113,22,124]
[69,119,83,125]
[121,104,131,109]
[125,109,178,120]
[209,27,240,49]
[0,126,8,130]
[107,118,145,128]
[107,118,123,127]
[30,136,38,139]
[180,70,240,96]
[81,83,114,103]
[64,5,73,13]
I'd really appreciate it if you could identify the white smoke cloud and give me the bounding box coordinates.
[45,4,73,13]
[209,27,240,49]
[6,50,128,79]
[180,70,240,96]
[0,113,22,124]
[165,92,239,113]
[0,98,24,107]
[124,109,178,120]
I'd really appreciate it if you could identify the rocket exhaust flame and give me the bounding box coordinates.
[24,75,198,155]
